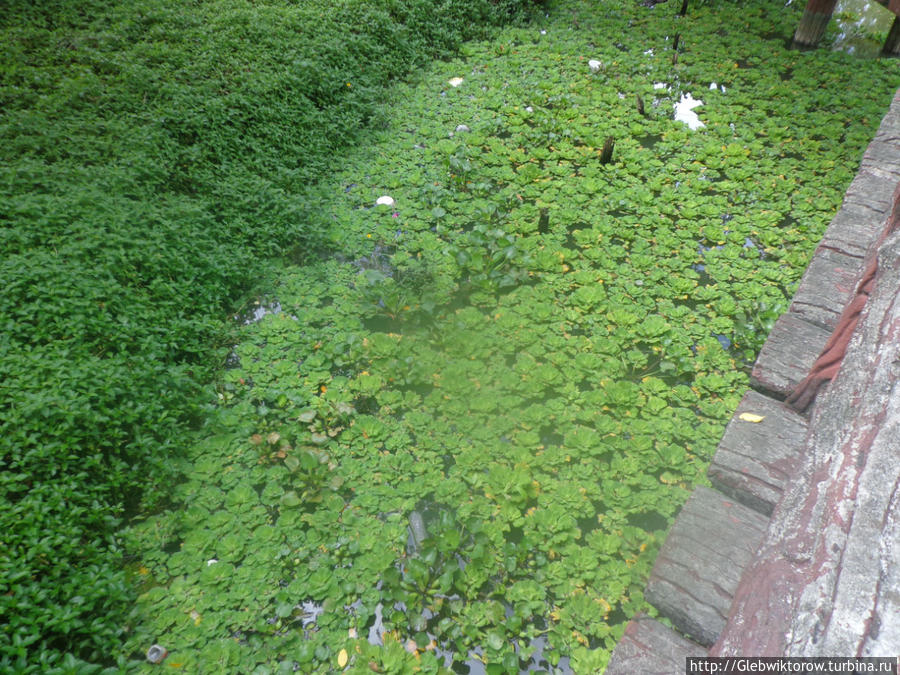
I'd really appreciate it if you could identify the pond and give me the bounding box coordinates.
[121,1,900,672]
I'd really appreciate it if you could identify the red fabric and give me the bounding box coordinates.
[786,186,900,412]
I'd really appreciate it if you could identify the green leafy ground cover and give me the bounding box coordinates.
[0,0,536,671]
[121,1,900,673]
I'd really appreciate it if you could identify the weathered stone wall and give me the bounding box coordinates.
[712,192,900,657]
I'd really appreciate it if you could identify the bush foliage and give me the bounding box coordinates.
[0,0,537,669]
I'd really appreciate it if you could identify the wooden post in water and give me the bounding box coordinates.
[599,137,615,165]
[792,0,838,48]
[884,16,900,55]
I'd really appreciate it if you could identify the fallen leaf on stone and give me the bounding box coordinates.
[738,412,765,423]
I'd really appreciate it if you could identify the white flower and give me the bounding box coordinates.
[206,558,218,566]
[673,93,705,130]
[524,106,533,112]
[588,59,602,73]
[447,77,464,87]
[455,124,470,133]
[710,82,718,89]
[644,48,654,56]
[653,82,668,90]
[540,29,547,35]
[375,196,395,207]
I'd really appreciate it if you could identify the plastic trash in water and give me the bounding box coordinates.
[674,93,705,130]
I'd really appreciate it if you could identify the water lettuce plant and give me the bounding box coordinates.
[119,1,899,672]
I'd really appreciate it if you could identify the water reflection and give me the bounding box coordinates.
[832,0,895,56]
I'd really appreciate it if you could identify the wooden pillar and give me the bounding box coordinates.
[792,0,839,48]
[883,16,900,55]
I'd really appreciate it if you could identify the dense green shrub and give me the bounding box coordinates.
[0,0,538,669]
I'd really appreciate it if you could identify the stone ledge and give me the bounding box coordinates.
[708,390,809,517]
[789,248,865,330]
[750,313,830,398]
[711,228,900,657]
[843,168,899,213]
[645,487,769,647]
[606,613,705,675]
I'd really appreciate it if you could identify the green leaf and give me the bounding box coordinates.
[486,631,505,651]
[280,491,302,508]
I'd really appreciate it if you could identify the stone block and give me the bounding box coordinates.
[645,487,769,647]
[606,613,706,675]
[750,314,831,398]
[708,390,809,516]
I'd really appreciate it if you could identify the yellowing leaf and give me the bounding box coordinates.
[337,649,348,668]
[739,412,765,423]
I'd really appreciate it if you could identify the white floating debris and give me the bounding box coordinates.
[146,645,168,664]
[588,59,602,73]
[710,82,718,89]
[653,82,668,90]
[644,49,654,56]
[206,558,218,566]
[447,77,464,87]
[455,124,470,133]
[617,92,626,99]
[674,93,705,130]
[524,106,533,112]
[375,196,395,207]
[540,29,547,35]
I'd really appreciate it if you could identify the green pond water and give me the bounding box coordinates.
[121,1,900,672]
